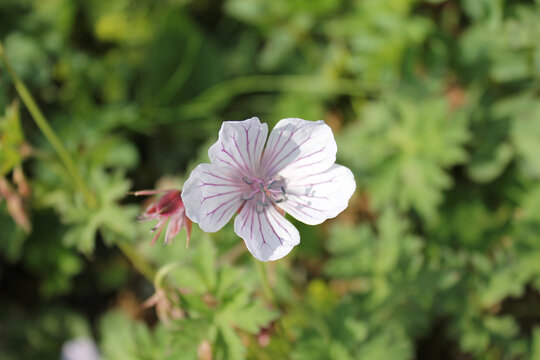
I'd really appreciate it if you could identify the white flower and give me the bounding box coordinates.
[181,117,356,261]
[61,337,101,360]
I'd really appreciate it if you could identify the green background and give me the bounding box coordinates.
[1,0,540,359]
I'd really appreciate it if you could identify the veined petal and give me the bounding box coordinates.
[261,118,337,178]
[234,202,300,261]
[279,164,356,225]
[208,117,268,177]
[182,163,245,232]
[163,211,185,245]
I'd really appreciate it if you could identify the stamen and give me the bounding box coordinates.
[239,177,288,208]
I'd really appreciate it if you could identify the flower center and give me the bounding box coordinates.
[241,176,287,212]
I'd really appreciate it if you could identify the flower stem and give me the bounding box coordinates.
[0,41,97,208]
[0,40,155,282]
[254,259,277,307]
[117,241,157,281]
[148,75,392,123]
[253,259,295,346]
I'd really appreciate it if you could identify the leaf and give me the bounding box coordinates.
[221,295,278,334]
[339,93,469,222]
[325,208,422,279]
[216,321,245,360]
[0,203,27,262]
[511,103,540,179]
[23,212,83,297]
[193,235,217,291]
[99,311,201,360]
[0,101,25,175]
[0,306,91,360]
[40,169,138,254]
[356,327,413,360]
[532,327,540,360]
[490,52,531,82]
[99,311,154,360]
[467,142,513,183]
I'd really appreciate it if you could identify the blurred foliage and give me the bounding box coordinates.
[1,0,540,359]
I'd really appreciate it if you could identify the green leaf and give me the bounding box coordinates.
[0,101,25,175]
[325,208,422,279]
[532,327,540,360]
[193,235,217,291]
[467,142,513,183]
[221,295,278,334]
[339,92,469,221]
[216,321,245,360]
[0,203,27,262]
[99,311,154,360]
[100,311,201,360]
[39,169,138,254]
[356,327,413,360]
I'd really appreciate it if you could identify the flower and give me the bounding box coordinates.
[134,189,192,246]
[181,117,355,261]
[61,337,101,360]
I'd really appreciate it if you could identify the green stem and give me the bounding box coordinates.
[153,261,183,290]
[0,40,156,282]
[117,241,157,281]
[0,41,97,209]
[253,260,294,345]
[149,75,389,122]
[154,34,203,106]
[254,259,277,307]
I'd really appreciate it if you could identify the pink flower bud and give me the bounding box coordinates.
[133,189,192,247]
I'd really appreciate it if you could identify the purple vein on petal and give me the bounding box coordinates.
[220,144,250,174]
[216,156,246,175]
[265,134,313,177]
[249,205,255,240]
[201,189,244,204]
[241,124,252,166]
[198,181,237,188]
[203,171,238,183]
[286,185,331,199]
[266,210,284,245]
[253,127,262,165]
[268,209,291,240]
[287,192,329,200]
[216,201,240,223]
[257,211,271,249]
[231,135,252,174]
[286,177,336,188]
[263,126,294,172]
[292,147,326,162]
[287,200,324,215]
[204,197,239,218]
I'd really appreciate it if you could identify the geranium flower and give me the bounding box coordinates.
[182,117,355,261]
[134,189,192,247]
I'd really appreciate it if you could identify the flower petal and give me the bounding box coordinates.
[208,117,268,177]
[234,202,300,261]
[261,118,337,178]
[164,212,184,245]
[279,164,356,225]
[182,163,245,232]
